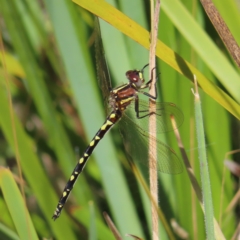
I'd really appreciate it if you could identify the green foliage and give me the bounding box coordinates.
[0,0,239,239]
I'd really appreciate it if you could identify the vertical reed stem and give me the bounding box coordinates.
[149,1,160,239]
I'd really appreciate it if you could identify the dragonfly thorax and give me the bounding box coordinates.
[109,83,138,112]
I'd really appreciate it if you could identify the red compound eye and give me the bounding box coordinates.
[125,70,140,83]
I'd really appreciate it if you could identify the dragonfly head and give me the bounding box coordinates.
[125,64,149,88]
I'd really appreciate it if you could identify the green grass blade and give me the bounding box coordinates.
[89,202,97,240]
[0,221,20,240]
[193,82,215,239]
[0,168,38,240]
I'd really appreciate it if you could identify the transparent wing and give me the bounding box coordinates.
[125,100,184,134]
[119,112,183,174]
[94,17,112,102]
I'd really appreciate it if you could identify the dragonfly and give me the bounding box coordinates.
[52,19,183,220]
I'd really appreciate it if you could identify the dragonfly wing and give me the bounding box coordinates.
[94,17,112,102]
[119,113,183,174]
[124,101,184,134]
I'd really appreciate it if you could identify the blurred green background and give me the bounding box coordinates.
[0,0,239,239]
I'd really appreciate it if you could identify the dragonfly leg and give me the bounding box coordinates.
[139,66,158,100]
[135,96,157,119]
